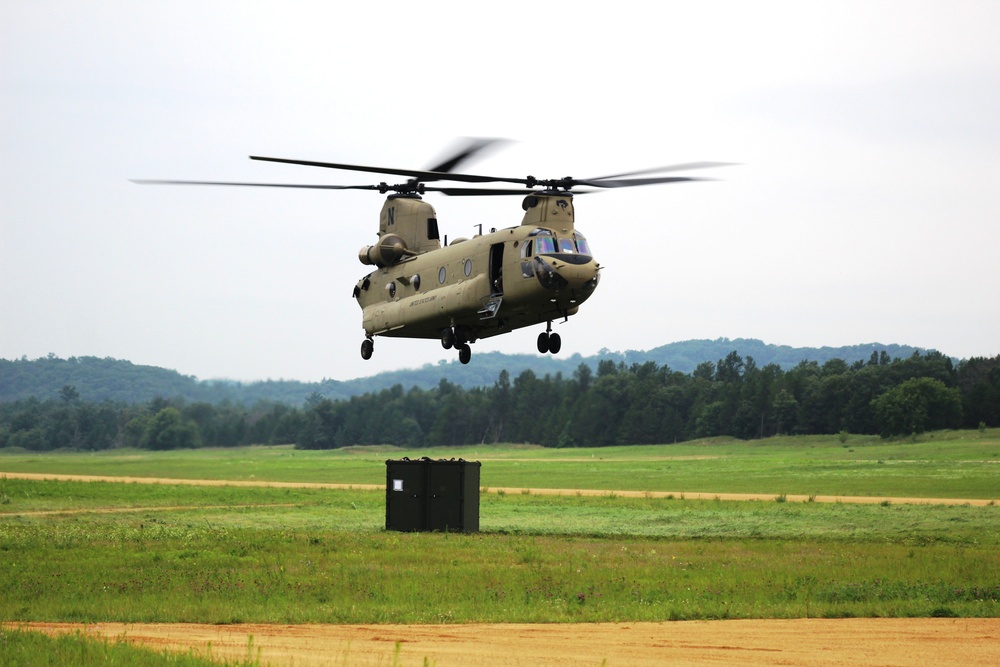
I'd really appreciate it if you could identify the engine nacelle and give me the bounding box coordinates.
[359,233,408,267]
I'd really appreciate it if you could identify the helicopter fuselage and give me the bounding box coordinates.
[353,191,600,356]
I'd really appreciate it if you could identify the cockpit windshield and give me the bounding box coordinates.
[527,228,592,257]
[534,236,556,254]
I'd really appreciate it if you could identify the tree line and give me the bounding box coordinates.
[0,388,302,451]
[2,351,998,452]
[297,350,998,448]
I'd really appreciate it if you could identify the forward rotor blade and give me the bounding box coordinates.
[572,176,706,189]
[131,179,379,190]
[425,186,537,197]
[590,162,733,181]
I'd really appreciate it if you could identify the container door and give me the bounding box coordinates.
[386,461,426,532]
[426,463,464,532]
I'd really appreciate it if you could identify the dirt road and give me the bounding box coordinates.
[17,618,1000,666]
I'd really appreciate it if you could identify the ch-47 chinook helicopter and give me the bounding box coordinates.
[135,140,725,365]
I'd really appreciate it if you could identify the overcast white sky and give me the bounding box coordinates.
[2,1,998,382]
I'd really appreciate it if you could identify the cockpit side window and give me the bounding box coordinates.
[574,232,592,256]
[520,239,533,258]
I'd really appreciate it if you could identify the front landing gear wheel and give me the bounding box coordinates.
[536,327,562,355]
[548,332,562,354]
[458,343,472,365]
[360,338,374,360]
[536,332,550,354]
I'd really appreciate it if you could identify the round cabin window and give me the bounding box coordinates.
[438,266,446,284]
[464,259,472,277]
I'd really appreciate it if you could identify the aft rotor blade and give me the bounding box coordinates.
[250,155,531,186]
[427,137,509,174]
[131,179,380,190]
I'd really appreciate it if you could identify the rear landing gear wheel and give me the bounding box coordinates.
[458,343,472,365]
[441,327,455,350]
[360,338,374,360]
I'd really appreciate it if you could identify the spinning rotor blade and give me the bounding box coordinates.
[251,137,511,184]
[425,186,544,197]
[131,179,380,191]
[590,162,734,181]
[553,162,734,191]
[250,155,531,186]
[427,137,508,174]
[570,175,705,189]
[135,144,730,197]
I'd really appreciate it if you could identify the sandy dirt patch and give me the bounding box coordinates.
[15,618,1000,666]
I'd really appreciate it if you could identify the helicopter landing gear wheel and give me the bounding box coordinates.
[360,338,374,360]
[536,331,549,354]
[458,343,472,365]
[441,327,455,350]
[537,322,561,355]
[548,332,562,354]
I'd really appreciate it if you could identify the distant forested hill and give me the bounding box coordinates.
[0,339,934,405]
[632,339,928,373]
[0,355,355,405]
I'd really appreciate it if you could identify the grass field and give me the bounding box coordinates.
[2,429,999,498]
[0,626,259,667]
[1,431,998,635]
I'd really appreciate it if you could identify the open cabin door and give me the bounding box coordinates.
[489,242,504,296]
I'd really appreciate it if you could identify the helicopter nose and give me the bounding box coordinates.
[534,255,600,293]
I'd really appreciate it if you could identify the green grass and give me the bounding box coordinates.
[1,432,998,634]
[0,626,259,667]
[3,429,998,499]
[2,477,994,540]
[3,515,997,624]
[1,478,998,624]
